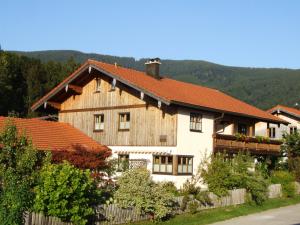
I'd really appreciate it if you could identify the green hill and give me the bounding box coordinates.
[11,50,300,110]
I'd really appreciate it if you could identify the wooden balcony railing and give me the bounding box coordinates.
[213,133,282,155]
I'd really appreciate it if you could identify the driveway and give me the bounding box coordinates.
[210,204,300,225]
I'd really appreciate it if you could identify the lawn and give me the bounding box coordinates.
[133,196,300,225]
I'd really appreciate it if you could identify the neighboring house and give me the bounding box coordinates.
[256,105,300,139]
[31,59,286,187]
[0,116,109,152]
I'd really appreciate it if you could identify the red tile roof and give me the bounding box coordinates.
[267,105,300,118]
[32,59,285,124]
[0,117,109,152]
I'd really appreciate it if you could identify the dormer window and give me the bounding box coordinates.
[95,78,101,92]
[94,114,104,131]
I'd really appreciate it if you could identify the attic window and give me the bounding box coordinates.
[95,78,101,92]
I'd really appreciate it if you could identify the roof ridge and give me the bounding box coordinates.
[88,58,172,79]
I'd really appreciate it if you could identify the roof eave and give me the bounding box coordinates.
[270,108,300,120]
[171,100,289,125]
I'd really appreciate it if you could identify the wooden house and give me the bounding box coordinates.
[31,59,286,187]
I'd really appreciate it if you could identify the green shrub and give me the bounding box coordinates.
[271,170,296,197]
[246,175,269,205]
[200,153,232,197]
[195,191,212,206]
[161,181,180,196]
[33,161,100,225]
[180,178,201,196]
[0,121,46,225]
[180,195,189,211]
[114,168,174,220]
[187,201,199,214]
[288,157,300,182]
[199,152,269,205]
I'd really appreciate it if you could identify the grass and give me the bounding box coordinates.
[133,196,300,225]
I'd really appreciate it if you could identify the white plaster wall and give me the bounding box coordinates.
[176,107,215,178]
[255,122,268,137]
[216,123,234,135]
[108,108,215,188]
[256,114,300,139]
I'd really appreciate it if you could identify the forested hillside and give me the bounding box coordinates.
[1,50,300,117]
[0,51,79,116]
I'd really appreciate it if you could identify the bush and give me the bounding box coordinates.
[271,170,296,197]
[0,121,46,225]
[199,152,269,205]
[195,191,212,206]
[161,182,179,196]
[288,157,300,182]
[187,201,199,214]
[114,168,174,220]
[33,161,100,225]
[199,153,233,197]
[246,175,269,205]
[180,178,201,196]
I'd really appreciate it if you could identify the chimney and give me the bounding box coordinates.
[145,58,161,79]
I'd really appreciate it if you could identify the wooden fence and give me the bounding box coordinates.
[24,183,300,225]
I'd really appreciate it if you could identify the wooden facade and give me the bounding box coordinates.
[59,72,177,146]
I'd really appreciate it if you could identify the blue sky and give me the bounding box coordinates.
[1,0,299,68]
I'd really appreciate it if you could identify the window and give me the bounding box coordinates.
[94,114,104,131]
[95,78,101,92]
[119,113,130,130]
[238,123,248,135]
[268,127,276,138]
[153,156,173,174]
[190,113,202,132]
[290,126,298,134]
[178,156,193,175]
[118,154,129,171]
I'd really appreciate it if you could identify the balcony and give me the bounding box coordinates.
[213,133,282,155]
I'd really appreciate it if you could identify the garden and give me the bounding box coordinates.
[1,120,300,225]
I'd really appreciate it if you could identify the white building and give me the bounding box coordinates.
[256,105,300,140]
[32,59,286,187]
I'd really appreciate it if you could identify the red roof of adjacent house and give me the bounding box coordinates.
[267,105,300,118]
[0,117,109,152]
[31,59,285,124]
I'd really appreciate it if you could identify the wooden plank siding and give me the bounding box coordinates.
[58,72,177,146]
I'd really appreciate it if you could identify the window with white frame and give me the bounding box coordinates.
[94,114,104,131]
[119,113,130,130]
[178,156,193,175]
[153,155,173,174]
[95,78,101,92]
[190,113,202,132]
